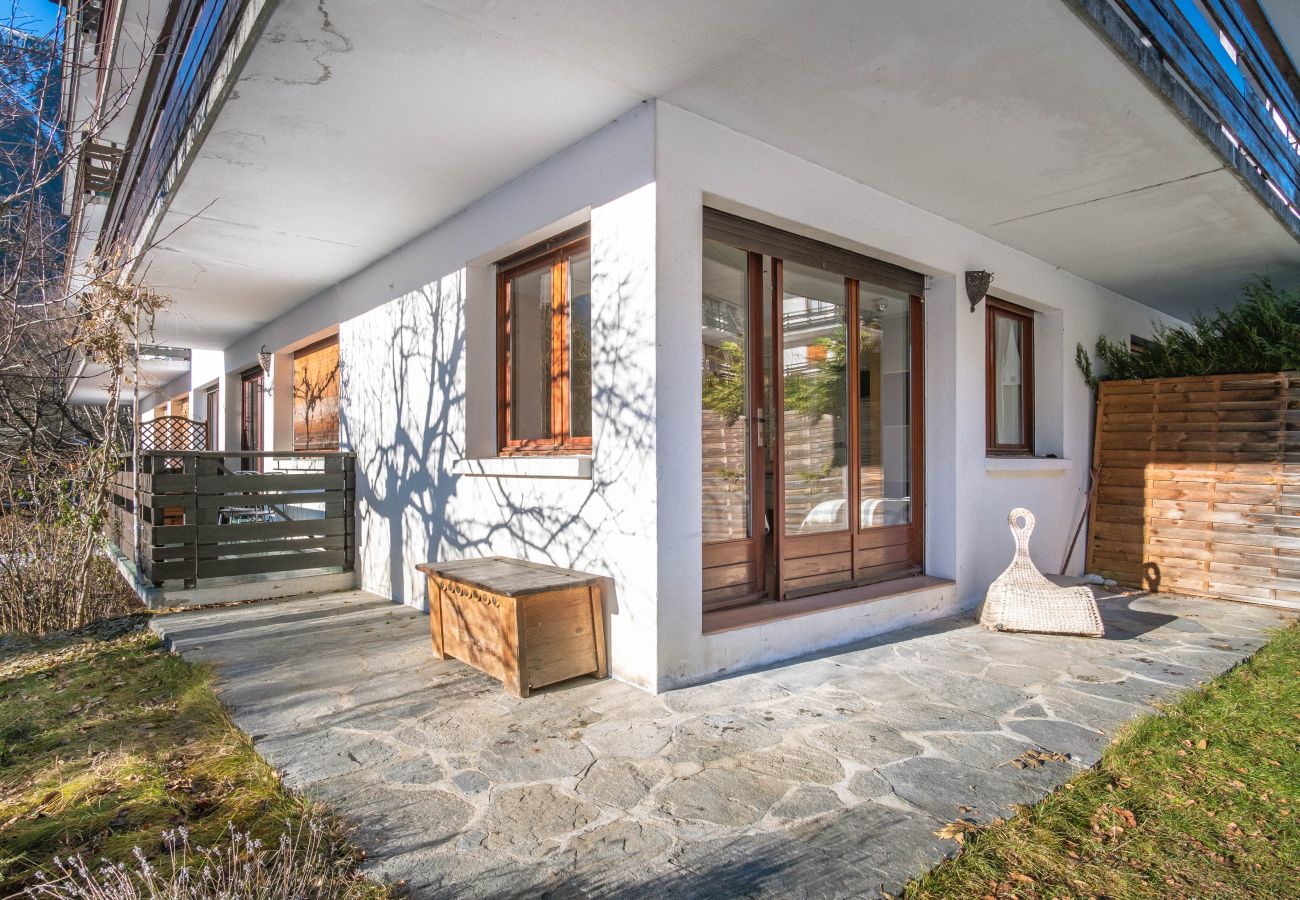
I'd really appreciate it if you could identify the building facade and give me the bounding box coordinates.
[63,0,1300,690]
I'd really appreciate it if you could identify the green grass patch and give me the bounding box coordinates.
[0,622,388,896]
[907,622,1300,899]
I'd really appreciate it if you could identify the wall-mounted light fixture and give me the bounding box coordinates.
[258,345,273,394]
[965,270,994,313]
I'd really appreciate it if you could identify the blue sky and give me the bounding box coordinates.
[9,0,62,37]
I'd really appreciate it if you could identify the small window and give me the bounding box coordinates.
[293,336,340,451]
[986,298,1034,455]
[497,225,592,454]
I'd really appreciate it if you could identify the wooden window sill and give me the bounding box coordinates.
[454,456,592,479]
[702,574,954,635]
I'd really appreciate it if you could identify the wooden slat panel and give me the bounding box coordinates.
[782,531,852,559]
[702,539,756,569]
[702,561,756,591]
[855,542,915,568]
[783,551,852,581]
[855,525,913,551]
[1087,372,1300,610]
[195,490,345,508]
[196,472,352,492]
[197,550,347,579]
[197,534,347,560]
[109,451,356,586]
[194,517,347,542]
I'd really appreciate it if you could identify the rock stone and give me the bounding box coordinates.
[580,717,672,759]
[476,732,594,782]
[881,756,1040,822]
[481,784,599,857]
[812,721,921,768]
[770,784,844,820]
[667,711,784,763]
[569,820,674,868]
[737,739,844,785]
[576,757,668,809]
[847,769,892,800]
[379,754,444,785]
[655,767,788,827]
[923,732,1039,769]
[1008,718,1110,766]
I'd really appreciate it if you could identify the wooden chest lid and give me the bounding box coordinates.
[415,556,604,598]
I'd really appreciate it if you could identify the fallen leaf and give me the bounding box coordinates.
[934,819,980,844]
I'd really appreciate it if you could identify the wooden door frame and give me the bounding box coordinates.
[700,249,775,611]
[775,284,926,599]
[240,368,263,471]
[700,212,928,608]
[771,257,787,597]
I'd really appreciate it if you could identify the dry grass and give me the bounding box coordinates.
[0,622,388,897]
[907,621,1300,899]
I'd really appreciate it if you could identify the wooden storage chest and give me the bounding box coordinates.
[415,557,607,697]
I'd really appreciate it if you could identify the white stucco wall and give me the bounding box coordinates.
[651,102,1180,689]
[198,99,1182,692]
[335,106,661,689]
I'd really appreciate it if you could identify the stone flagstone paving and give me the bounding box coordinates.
[150,588,1292,898]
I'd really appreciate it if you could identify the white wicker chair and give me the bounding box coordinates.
[978,508,1105,637]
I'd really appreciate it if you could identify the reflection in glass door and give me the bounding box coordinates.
[701,240,768,609]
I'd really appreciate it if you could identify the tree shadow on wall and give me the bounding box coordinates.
[339,231,656,619]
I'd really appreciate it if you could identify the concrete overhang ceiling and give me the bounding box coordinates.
[142,0,1300,348]
[67,353,191,406]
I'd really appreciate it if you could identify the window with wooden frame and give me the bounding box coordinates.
[293,336,340,451]
[986,297,1034,455]
[496,225,592,454]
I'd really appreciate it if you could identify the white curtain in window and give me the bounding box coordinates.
[996,316,1023,445]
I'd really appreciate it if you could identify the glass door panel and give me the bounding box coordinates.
[702,240,752,543]
[701,239,766,607]
[780,261,850,536]
[700,211,926,611]
[857,285,913,528]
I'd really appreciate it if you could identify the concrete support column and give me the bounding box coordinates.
[221,370,244,454]
[923,275,960,584]
[268,351,294,451]
[463,264,496,459]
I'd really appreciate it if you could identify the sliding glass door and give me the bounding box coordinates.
[701,209,924,611]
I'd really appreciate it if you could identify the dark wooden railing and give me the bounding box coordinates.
[108,450,355,588]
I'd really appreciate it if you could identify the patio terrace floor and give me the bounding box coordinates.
[150,588,1291,898]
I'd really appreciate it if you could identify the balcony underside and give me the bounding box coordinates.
[94,0,1300,352]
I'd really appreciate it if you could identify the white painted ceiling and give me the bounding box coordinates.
[134,0,1300,349]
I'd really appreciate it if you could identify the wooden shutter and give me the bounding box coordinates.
[293,337,340,451]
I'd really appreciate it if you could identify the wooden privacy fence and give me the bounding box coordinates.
[109,450,355,587]
[1087,372,1300,610]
